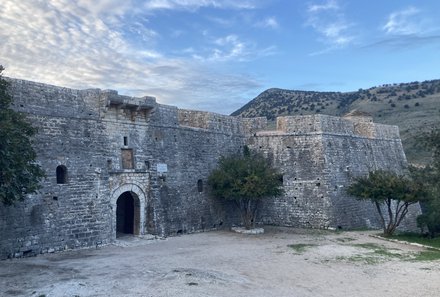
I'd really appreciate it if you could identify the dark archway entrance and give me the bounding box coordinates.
[116,191,140,237]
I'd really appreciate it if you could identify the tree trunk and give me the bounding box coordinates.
[381,201,414,237]
[238,199,258,229]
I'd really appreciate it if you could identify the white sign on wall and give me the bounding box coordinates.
[157,163,168,173]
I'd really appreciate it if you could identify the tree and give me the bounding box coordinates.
[346,170,425,236]
[208,147,283,229]
[0,66,45,205]
[413,129,440,237]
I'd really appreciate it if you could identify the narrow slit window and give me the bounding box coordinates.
[123,136,128,146]
[197,179,203,193]
[56,165,68,184]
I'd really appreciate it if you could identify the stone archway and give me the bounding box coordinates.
[111,184,146,239]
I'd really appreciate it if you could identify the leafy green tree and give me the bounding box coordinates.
[208,147,283,229]
[347,170,425,236]
[423,129,440,171]
[413,129,440,237]
[0,66,45,205]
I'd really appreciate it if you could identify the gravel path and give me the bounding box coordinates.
[1,227,439,297]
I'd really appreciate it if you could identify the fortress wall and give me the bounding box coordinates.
[372,123,401,139]
[277,115,360,135]
[276,114,400,140]
[249,115,419,230]
[5,78,102,119]
[150,104,179,127]
[178,109,241,133]
[104,105,246,236]
[322,134,420,230]
[1,79,245,258]
[321,136,393,229]
[178,110,269,135]
[0,114,112,259]
[178,110,212,129]
[247,134,332,228]
[149,126,245,235]
[1,77,417,259]
[240,117,268,134]
[276,115,322,133]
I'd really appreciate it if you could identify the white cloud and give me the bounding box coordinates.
[321,23,353,46]
[308,0,338,12]
[143,0,256,11]
[383,7,421,35]
[256,17,279,29]
[191,34,276,62]
[0,0,261,114]
[305,0,355,50]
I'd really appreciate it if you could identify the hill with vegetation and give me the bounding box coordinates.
[232,80,440,165]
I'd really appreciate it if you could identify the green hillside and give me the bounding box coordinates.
[231,80,440,165]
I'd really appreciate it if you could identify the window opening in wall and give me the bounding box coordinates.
[197,179,203,193]
[145,160,150,170]
[56,165,68,184]
[121,149,134,169]
[107,159,112,169]
[278,175,284,184]
[123,136,128,146]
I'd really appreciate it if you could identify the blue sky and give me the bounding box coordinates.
[1,0,440,114]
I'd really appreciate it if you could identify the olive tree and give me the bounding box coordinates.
[208,147,283,229]
[347,170,425,236]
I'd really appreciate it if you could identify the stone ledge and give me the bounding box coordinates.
[231,227,264,234]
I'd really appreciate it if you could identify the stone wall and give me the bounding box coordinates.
[0,78,420,259]
[249,114,419,230]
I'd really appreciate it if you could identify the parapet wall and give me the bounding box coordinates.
[275,114,400,139]
[6,78,102,119]
[178,109,267,135]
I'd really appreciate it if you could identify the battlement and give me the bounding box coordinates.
[255,114,400,139]
[178,109,267,134]
[5,78,398,140]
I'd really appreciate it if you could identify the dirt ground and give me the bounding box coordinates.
[1,227,439,297]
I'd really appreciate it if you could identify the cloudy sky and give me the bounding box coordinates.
[1,0,440,114]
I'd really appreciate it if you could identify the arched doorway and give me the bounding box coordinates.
[116,191,141,237]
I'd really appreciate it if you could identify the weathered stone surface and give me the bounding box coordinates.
[0,78,421,259]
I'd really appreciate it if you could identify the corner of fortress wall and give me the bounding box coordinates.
[0,77,420,259]
[249,113,418,231]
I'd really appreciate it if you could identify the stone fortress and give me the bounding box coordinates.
[0,78,420,259]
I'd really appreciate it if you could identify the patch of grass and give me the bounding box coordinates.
[335,237,356,243]
[388,233,440,249]
[354,243,403,258]
[335,243,404,265]
[335,254,383,265]
[353,243,383,250]
[356,236,440,262]
[410,248,440,262]
[288,243,316,253]
[372,248,403,258]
